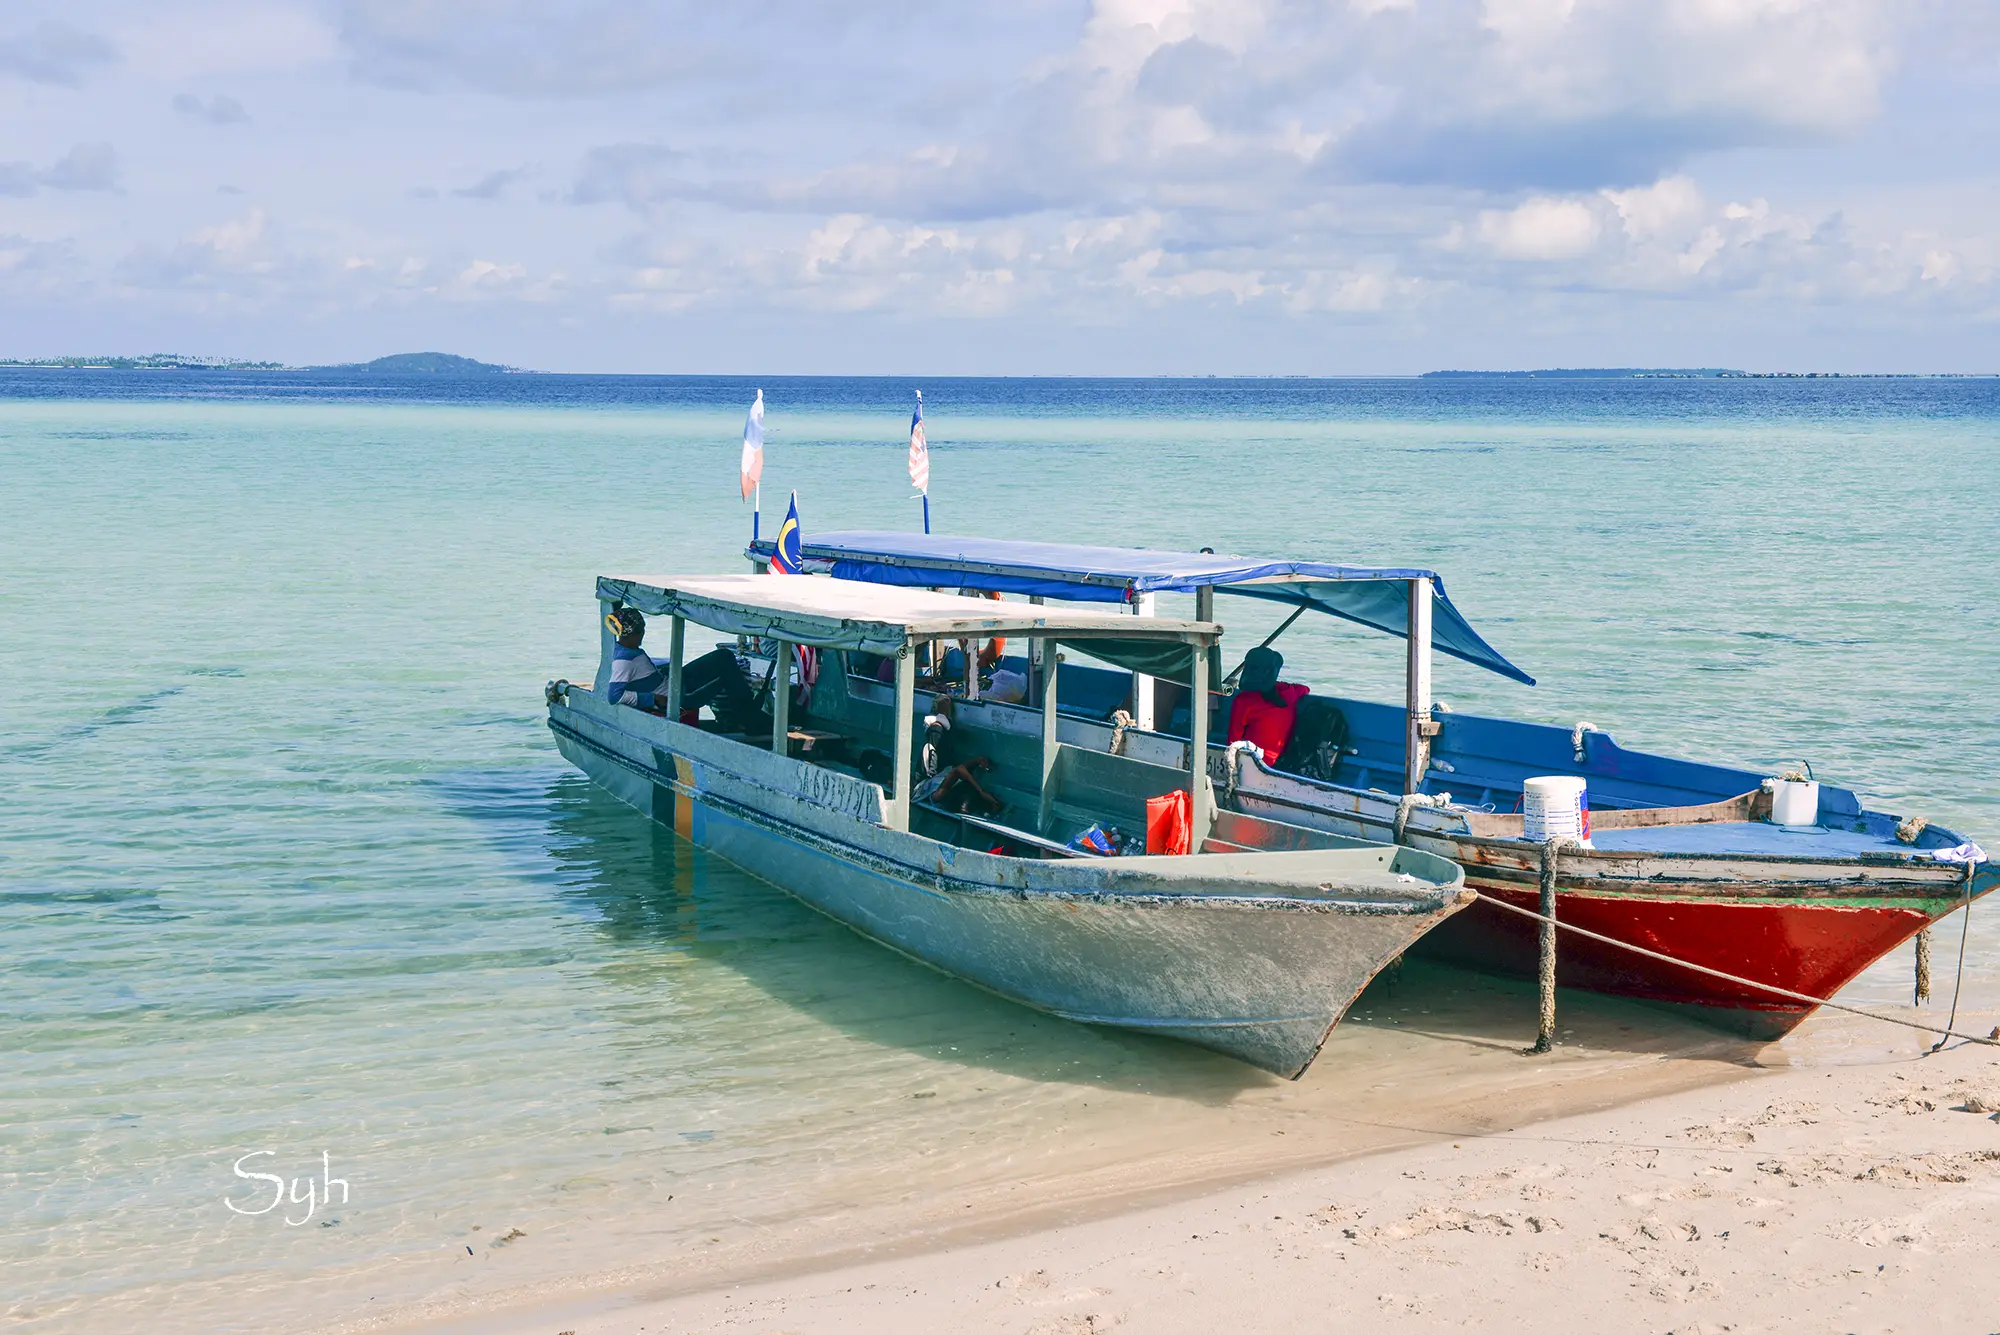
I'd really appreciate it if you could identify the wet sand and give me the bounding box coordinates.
[346,960,1807,1334]
[395,1008,2000,1335]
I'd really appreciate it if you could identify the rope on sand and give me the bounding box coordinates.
[1472,887,1999,1052]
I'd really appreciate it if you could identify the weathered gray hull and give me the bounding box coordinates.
[547,687,1470,1077]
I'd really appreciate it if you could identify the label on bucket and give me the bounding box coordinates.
[1524,776,1590,844]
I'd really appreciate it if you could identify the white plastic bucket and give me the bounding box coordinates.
[1523,776,1591,846]
[1770,778,1819,828]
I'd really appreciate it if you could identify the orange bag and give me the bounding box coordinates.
[1145,788,1192,856]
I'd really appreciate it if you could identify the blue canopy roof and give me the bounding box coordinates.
[747,530,1534,685]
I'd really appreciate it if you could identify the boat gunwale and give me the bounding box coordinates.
[1227,763,1978,877]
[547,711,1473,919]
[831,672,1978,871]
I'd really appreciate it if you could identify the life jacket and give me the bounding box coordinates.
[1227,682,1310,766]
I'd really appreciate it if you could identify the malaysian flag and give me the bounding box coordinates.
[767,490,817,702]
[907,389,928,494]
[771,491,803,573]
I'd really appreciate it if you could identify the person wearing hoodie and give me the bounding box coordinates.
[1225,645,1310,767]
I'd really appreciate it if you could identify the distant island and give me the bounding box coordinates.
[0,350,524,373]
[316,352,519,374]
[1422,368,1743,379]
[1419,368,1965,379]
[0,353,285,370]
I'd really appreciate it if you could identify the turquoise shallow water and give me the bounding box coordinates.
[3,374,1996,1332]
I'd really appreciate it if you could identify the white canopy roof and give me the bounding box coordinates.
[597,573,1219,655]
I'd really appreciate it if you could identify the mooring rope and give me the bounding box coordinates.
[1393,791,1451,845]
[1531,837,1573,1054]
[1472,889,1999,1050]
[1221,741,1259,803]
[1930,860,1980,1055]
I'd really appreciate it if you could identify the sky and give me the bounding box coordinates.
[2,0,1998,374]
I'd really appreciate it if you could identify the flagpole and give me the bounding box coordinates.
[754,482,761,543]
[921,491,930,535]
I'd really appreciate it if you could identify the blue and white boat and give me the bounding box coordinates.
[546,572,1470,1077]
[750,531,1995,1037]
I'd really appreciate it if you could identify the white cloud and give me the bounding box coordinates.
[1478,196,1602,259]
[2,0,1998,367]
[1604,175,1704,241]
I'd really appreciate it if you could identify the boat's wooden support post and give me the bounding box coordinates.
[1404,577,1435,794]
[1189,636,1211,848]
[1131,594,1156,730]
[1028,597,1044,706]
[771,640,791,755]
[596,597,619,698]
[666,615,685,719]
[1532,837,1569,1054]
[1915,926,1933,1004]
[889,643,915,832]
[1041,644,1062,790]
[1195,586,1220,688]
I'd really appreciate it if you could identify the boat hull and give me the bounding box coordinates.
[547,689,1470,1077]
[851,687,1988,1037]
[1425,885,1932,1038]
[1220,759,1990,1037]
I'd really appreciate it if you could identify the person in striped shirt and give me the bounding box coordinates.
[606,607,758,729]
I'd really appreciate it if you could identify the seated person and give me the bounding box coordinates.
[1226,645,1310,767]
[909,696,1005,814]
[913,755,1005,815]
[606,608,758,729]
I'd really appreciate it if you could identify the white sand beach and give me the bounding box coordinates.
[392,1008,2000,1335]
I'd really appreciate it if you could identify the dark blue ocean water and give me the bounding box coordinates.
[3,370,1995,1333]
[5,365,1996,421]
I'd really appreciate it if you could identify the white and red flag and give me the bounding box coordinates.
[740,388,765,500]
[907,389,928,495]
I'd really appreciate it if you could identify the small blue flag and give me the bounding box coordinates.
[772,492,804,573]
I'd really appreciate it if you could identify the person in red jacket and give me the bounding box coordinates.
[1226,645,1309,766]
